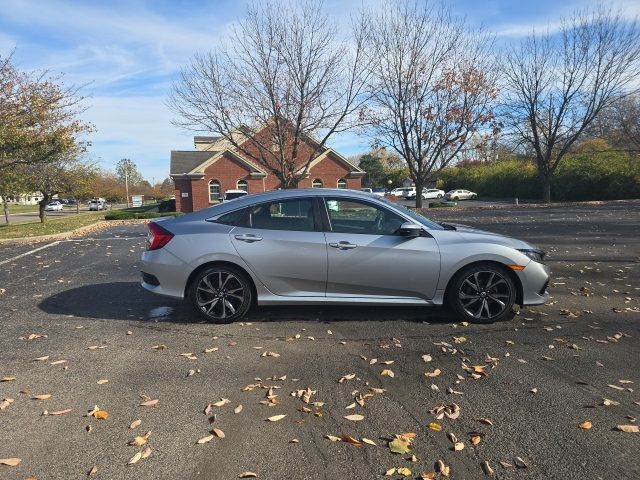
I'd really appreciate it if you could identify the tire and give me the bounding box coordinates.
[437,194,442,199]
[471,195,477,200]
[447,263,516,324]
[453,196,459,201]
[189,265,254,324]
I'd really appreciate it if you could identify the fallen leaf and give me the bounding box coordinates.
[33,356,50,361]
[344,414,364,421]
[325,435,341,442]
[389,437,411,454]
[234,405,243,414]
[211,398,230,408]
[32,394,51,400]
[93,410,109,420]
[212,428,225,438]
[362,438,377,446]
[615,424,639,433]
[579,420,592,430]
[436,460,450,476]
[422,354,433,362]
[261,351,280,358]
[197,435,214,444]
[380,369,395,378]
[482,460,494,476]
[338,373,356,383]
[266,414,286,422]
[88,465,98,476]
[129,419,142,429]
[514,457,528,468]
[0,458,21,466]
[397,467,412,477]
[50,360,67,365]
[427,422,442,431]
[476,418,494,426]
[47,408,72,415]
[471,435,482,445]
[453,442,465,451]
[128,451,142,464]
[238,473,257,478]
[141,447,152,459]
[139,399,159,407]
[425,369,441,378]
[97,379,108,385]
[341,434,362,447]
[384,468,397,476]
[1,376,16,382]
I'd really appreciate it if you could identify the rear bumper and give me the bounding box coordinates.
[140,249,189,299]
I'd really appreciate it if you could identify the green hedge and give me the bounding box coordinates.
[104,211,183,220]
[436,152,640,201]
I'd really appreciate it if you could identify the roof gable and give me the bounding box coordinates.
[170,151,217,175]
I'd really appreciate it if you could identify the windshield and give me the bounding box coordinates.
[378,197,444,230]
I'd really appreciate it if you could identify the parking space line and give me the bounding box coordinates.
[0,241,61,266]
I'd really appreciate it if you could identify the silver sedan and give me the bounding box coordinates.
[141,189,549,324]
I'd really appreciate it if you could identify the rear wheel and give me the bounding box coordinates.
[437,194,443,199]
[453,196,459,201]
[447,263,516,323]
[189,265,253,323]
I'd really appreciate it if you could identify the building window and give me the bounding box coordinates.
[312,178,323,188]
[237,179,248,192]
[337,178,347,189]
[209,180,220,202]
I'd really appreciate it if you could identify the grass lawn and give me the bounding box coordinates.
[2,204,40,214]
[0,212,104,240]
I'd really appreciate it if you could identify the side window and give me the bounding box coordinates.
[324,198,405,235]
[250,198,315,232]
[216,208,250,227]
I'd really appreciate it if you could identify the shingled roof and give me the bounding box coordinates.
[194,136,222,144]
[170,151,217,175]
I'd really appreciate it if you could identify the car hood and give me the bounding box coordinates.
[442,222,536,250]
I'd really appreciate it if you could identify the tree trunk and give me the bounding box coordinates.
[414,179,424,209]
[2,198,9,225]
[39,194,50,223]
[541,177,551,203]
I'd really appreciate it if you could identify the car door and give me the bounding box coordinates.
[322,197,441,299]
[229,197,327,297]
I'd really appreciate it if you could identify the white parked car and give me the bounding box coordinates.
[89,199,107,211]
[360,188,373,194]
[44,202,63,212]
[220,189,248,202]
[407,188,445,200]
[444,189,477,201]
[389,187,411,197]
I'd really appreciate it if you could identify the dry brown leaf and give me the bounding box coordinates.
[47,408,72,415]
[212,428,225,438]
[615,424,640,433]
[397,467,412,477]
[266,414,286,422]
[338,373,356,383]
[234,405,243,414]
[514,457,528,468]
[238,473,257,478]
[482,460,494,476]
[341,434,362,447]
[33,356,50,361]
[421,472,436,480]
[427,422,442,431]
[96,379,108,385]
[129,419,142,429]
[129,436,147,446]
[362,438,377,446]
[140,447,152,459]
[325,434,341,442]
[0,398,14,410]
[88,465,98,476]
[384,468,397,476]
[139,399,159,407]
[453,442,465,451]
[50,360,67,365]
[436,460,450,476]
[471,435,482,445]
[1,376,16,382]
[425,369,441,378]
[380,369,395,378]
[261,351,280,358]
[197,435,214,444]
[212,398,230,407]
[0,458,21,466]
[579,420,592,430]
[477,418,494,426]
[93,410,109,420]
[344,414,364,421]
[128,451,142,465]
[203,347,219,353]
[32,394,51,400]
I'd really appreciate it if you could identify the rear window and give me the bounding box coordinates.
[216,208,250,227]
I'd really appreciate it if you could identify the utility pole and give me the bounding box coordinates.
[125,170,129,208]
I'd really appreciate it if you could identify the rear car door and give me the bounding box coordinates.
[322,197,440,299]
[229,197,327,297]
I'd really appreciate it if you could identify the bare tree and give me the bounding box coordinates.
[169,0,368,188]
[501,7,640,202]
[614,94,640,150]
[360,1,498,208]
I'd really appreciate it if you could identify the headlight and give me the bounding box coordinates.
[518,248,546,263]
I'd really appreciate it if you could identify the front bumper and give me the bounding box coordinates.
[518,261,551,305]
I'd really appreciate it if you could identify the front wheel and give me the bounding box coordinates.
[447,264,516,323]
[437,194,443,199]
[189,266,253,323]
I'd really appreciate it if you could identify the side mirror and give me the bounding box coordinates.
[398,221,423,237]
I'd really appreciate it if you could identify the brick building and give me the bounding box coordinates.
[170,125,365,213]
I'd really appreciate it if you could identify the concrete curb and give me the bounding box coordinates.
[0,219,150,245]
[419,198,640,212]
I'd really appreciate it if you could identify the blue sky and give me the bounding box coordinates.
[1,0,638,182]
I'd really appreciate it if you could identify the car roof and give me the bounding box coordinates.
[173,188,397,222]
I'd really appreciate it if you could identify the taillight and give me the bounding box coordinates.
[146,222,174,251]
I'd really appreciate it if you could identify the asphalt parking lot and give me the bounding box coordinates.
[0,202,638,480]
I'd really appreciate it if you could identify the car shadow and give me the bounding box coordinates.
[38,282,458,324]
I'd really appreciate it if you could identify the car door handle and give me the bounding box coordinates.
[234,234,263,243]
[329,241,357,250]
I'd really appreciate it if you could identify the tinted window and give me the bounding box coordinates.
[250,198,315,232]
[217,208,250,227]
[324,198,405,235]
